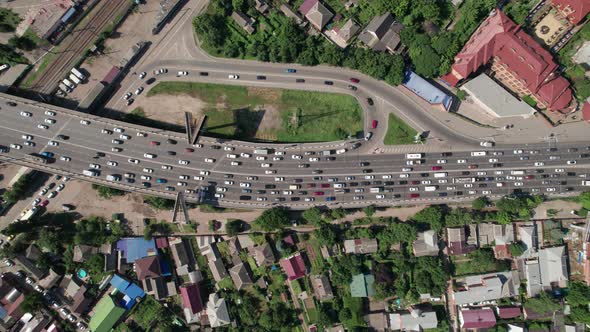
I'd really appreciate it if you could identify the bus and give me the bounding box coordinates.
[453,177,476,184]
[25,153,48,164]
[406,153,423,159]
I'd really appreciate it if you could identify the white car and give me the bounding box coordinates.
[274,177,284,182]
[20,111,32,117]
[488,158,498,163]
[199,171,210,176]
[246,176,258,180]
[476,171,487,176]
[257,197,267,201]
[89,163,100,169]
[261,163,271,168]
[101,129,113,134]
[39,188,48,196]
[555,168,565,172]
[514,182,523,187]
[177,182,187,187]
[22,135,33,140]
[292,155,302,160]
[162,165,172,170]
[112,139,123,144]
[44,118,56,124]
[446,186,456,190]
[399,173,409,178]
[214,193,225,198]
[24,141,35,146]
[240,183,251,188]
[382,175,392,179]
[309,157,319,162]
[304,197,315,202]
[464,183,473,188]
[143,168,154,173]
[241,153,251,158]
[136,132,147,137]
[265,170,276,174]
[179,175,189,180]
[223,146,234,151]
[256,156,266,161]
[128,159,139,164]
[178,160,189,165]
[534,162,545,167]
[402,167,412,172]
[228,74,239,79]
[355,188,364,193]
[567,160,577,165]
[177,71,188,76]
[484,191,493,195]
[376,194,385,199]
[204,158,215,163]
[60,156,71,162]
[457,159,467,164]
[421,180,431,185]
[194,176,204,180]
[364,175,374,180]
[56,184,65,192]
[216,187,227,192]
[112,147,122,152]
[107,161,118,167]
[140,175,151,180]
[230,161,241,166]
[45,111,56,116]
[273,156,283,161]
[546,187,556,192]
[224,180,234,185]
[513,149,523,154]
[135,87,144,95]
[436,159,447,164]
[47,191,57,198]
[37,124,49,130]
[48,141,59,146]
[80,120,90,125]
[139,72,146,79]
[120,134,131,140]
[409,187,419,192]
[9,144,21,150]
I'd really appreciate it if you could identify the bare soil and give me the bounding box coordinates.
[138,94,207,125]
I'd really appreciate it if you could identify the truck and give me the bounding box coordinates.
[582,181,590,186]
[71,67,86,80]
[471,151,487,157]
[406,153,423,159]
[106,174,122,182]
[370,187,384,193]
[20,207,39,221]
[69,73,81,85]
[321,150,334,156]
[453,177,476,184]
[83,170,99,177]
[424,186,438,192]
[254,149,271,155]
[434,172,448,178]
[288,184,300,190]
[510,170,526,175]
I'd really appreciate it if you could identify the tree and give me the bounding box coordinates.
[8,35,37,51]
[409,43,442,78]
[413,256,448,296]
[373,282,394,300]
[314,224,338,246]
[377,221,417,250]
[330,208,347,220]
[37,229,62,253]
[253,207,290,231]
[258,301,299,331]
[302,207,323,226]
[579,192,590,210]
[144,222,172,239]
[0,8,21,32]
[503,0,533,24]
[193,14,229,50]
[472,197,488,210]
[143,196,175,210]
[331,254,364,286]
[412,205,446,232]
[363,205,376,217]
[445,208,471,227]
[2,173,32,204]
[92,184,126,199]
[20,292,44,313]
[74,217,110,246]
[509,242,526,257]
[225,219,244,236]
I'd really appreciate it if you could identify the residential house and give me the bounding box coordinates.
[203,244,228,282]
[25,244,42,261]
[227,237,241,257]
[298,0,333,31]
[358,12,404,53]
[0,278,24,329]
[496,307,522,319]
[88,295,126,332]
[412,230,439,257]
[310,275,333,301]
[350,273,375,298]
[231,11,255,34]
[100,243,117,272]
[459,308,497,329]
[280,4,304,25]
[365,312,389,331]
[59,275,83,300]
[180,283,204,324]
[452,271,520,306]
[169,237,199,277]
[116,237,157,267]
[447,227,475,255]
[327,19,360,48]
[108,274,146,309]
[389,307,438,331]
[14,255,45,280]
[280,252,307,281]
[135,256,176,300]
[206,293,231,328]
[251,243,276,267]
[229,263,253,290]
[344,238,378,254]
[441,10,574,113]
[71,285,92,315]
[73,245,98,263]
[38,269,61,289]
[519,246,568,296]
[255,0,269,14]
[517,223,538,253]
[477,223,514,247]
[135,256,162,280]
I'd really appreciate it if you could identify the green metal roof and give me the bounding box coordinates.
[350,273,375,298]
[89,296,126,332]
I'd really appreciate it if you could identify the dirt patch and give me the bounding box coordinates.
[139,95,207,125]
[534,199,582,219]
[255,104,282,140]
[247,86,281,103]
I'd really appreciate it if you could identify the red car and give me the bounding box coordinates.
[525,175,535,179]
[411,180,420,185]
[150,141,160,146]
[431,166,442,170]
[350,78,360,83]
[314,191,325,196]
[185,148,194,153]
[468,165,478,169]
[39,200,49,207]
[371,120,378,129]
[320,183,330,188]
[409,193,420,198]
[306,183,316,188]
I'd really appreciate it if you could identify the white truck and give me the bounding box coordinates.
[71,67,86,80]
[434,172,448,178]
[582,180,590,186]
[62,78,75,90]
[69,73,81,85]
[370,187,383,193]
[83,170,99,177]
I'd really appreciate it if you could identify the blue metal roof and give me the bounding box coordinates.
[60,7,76,23]
[403,71,453,111]
[116,238,157,263]
[110,274,145,310]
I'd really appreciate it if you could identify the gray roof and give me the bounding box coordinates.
[539,246,568,287]
[524,258,543,297]
[252,243,275,266]
[389,309,438,331]
[359,12,403,52]
[462,74,535,118]
[413,231,439,257]
[229,263,253,290]
[336,19,360,41]
[518,225,537,252]
[453,271,520,306]
[344,238,378,254]
[231,11,254,34]
[207,293,231,327]
[280,4,304,24]
[170,238,197,276]
[477,223,515,247]
[208,259,228,282]
[305,1,333,30]
[311,275,333,301]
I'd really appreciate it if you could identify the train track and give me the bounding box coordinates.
[27,0,131,95]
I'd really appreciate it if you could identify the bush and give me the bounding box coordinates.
[253,207,290,231]
[143,196,175,210]
[92,184,126,199]
[225,219,244,236]
[2,173,33,204]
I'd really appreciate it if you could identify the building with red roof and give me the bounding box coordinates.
[180,283,203,315]
[442,10,574,113]
[582,102,590,122]
[280,252,307,281]
[135,256,162,280]
[496,306,522,319]
[551,0,590,25]
[459,308,497,329]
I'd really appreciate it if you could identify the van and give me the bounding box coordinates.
[71,68,86,80]
[83,170,99,177]
[59,83,72,93]
[582,180,590,186]
[424,186,438,192]
[289,184,300,190]
[144,153,156,159]
[471,151,487,157]
[510,170,525,175]
[69,73,81,85]
[106,174,121,181]
[369,187,383,193]
[62,79,75,89]
[336,148,347,154]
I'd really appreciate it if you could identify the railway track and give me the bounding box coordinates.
[27,0,131,95]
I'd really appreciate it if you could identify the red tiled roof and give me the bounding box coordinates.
[443,10,573,112]
[552,0,590,25]
[155,237,169,249]
[461,308,497,329]
[180,283,203,314]
[135,256,162,280]
[280,253,307,281]
[582,102,590,121]
[298,0,318,15]
[498,306,521,319]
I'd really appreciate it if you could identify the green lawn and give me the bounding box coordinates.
[452,248,510,276]
[383,113,419,145]
[147,82,363,142]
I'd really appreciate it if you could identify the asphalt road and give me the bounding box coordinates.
[0,93,589,209]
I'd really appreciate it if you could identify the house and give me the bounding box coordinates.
[14,255,45,280]
[143,277,177,301]
[203,244,228,282]
[109,274,146,309]
[358,12,404,53]
[180,283,204,324]
[134,255,174,300]
[389,307,438,331]
[280,4,304,25]
[169,237,199,276]
[116,237,157,265]
[0,278,24,328]
[310,275,333,301]
[459,308,497,329]
[71,285,92,314]
[229,263,253,290]
[441,10,574,113]
[365,312,389,331]
[344,238,378,254]
[412,230,439,257]
[231,11,255,34]
[100,243,117,272]
[496,307,522,319]
[251,243,276,267]
[298,0,333,31]
[59,275,83,300]
[350,273,375,298]
[206,293,231,328]
[73,245,98,263]
[327,19,360,48]
[477,223,515,247]
[453,271,520,306]
[25,244,42,261]
[551,0,590,25]
[520,246,568,296]
[88,295,126,332]
[447,227,475,255]
[280,252,307,281]
[517,224,538,253]
[135,256,162,280]
[255,0,270,14]
[38,269,61,289]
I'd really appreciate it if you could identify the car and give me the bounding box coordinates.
[123,92,132,100]
[437,159,447,164]
[47,191,57,198]
[256,75,266,80]
[140,175,151,181]
[21,134,33,140]
[555,168,565,172]
[9,143,21,149]
[286,68,296,73]
[48,140,59,146]
[166,138,177,145]
[20,111,32,117]
[25,141,36,147]
[457,159,467,164]
[295,78,305,83]
[546,187,556,192]
[120,134,131,140]
[549,155,560,160]
[489,158,498,163]
[80,120,90,125]
[154,68,168,75]
[37,124,49,130]
[309,157,319,162]
[371,120,378,128]
[112,139,123,145]
[205,158,215,163]
[177,71,188,76]
[107,161,118,167]
[126,98,134,105]
[44,110,56,116]
[431,166,442,171]
[514,182,523,187]
[534,162,545,166]
[365,132,373,141]
[178,160,189,165]
[349,77,360,83]
[185,148,194,153]
[56,184,65,192]
[89,163,100,169]
[367,98,374,106]
[348,84,357,91]
[324,80,334,85]
[519,156,529,160]
[134,87,144,95]
[57,156,71,163]
[138,71,147,79]
[228,74,239,79]
[230,161,241,166]
[162,165,173,170]
[468,165,478,169]
[177,182,187,187]
[513,149,523,154]
[567,160,577,165]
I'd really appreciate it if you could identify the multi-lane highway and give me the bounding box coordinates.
[1,92,589,209]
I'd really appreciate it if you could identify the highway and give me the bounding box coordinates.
[0,93,589,209]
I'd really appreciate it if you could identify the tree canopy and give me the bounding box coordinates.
[253,207,290,231]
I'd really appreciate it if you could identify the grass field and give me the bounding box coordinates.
[383,113,418,145]
[147,82,363,142]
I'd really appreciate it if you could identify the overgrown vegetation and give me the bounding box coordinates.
[92,184,126,199]
[2,172,33,204]
[143,196,175,210]
[558,22,590,102]
[383,113,419,145]
[0,8,21,32]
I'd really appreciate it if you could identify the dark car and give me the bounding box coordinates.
[312,170,323,174]
[347,85,357,91]
[199,72,209,76]
[461,171,470,175]
[256,76,266,80]
[166,138,177,145]
[185,148,194,153]
[324,81,334,85]
[399,181,407,185]
[166,151,176,156]
[210,145,221,149]
[224,174,233,178]
[239,195,251,200]
[362,169,372,173]
[57,134,69,140]
[256,190,266,194]
[325,196,335,201]
[438,192,448,197]
[313,176,323,181]
[142,182,151,188]
[96,152,106,157]
[296,78,305,83]
[359,162,370,167]
[367,98,374,106]
[265,184,276,189]
[325,157,336,161]
[146,77,156,85]
[441,152,452,157]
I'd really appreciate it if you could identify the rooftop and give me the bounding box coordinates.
[403,71,453,111]
[116,238,157,263]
